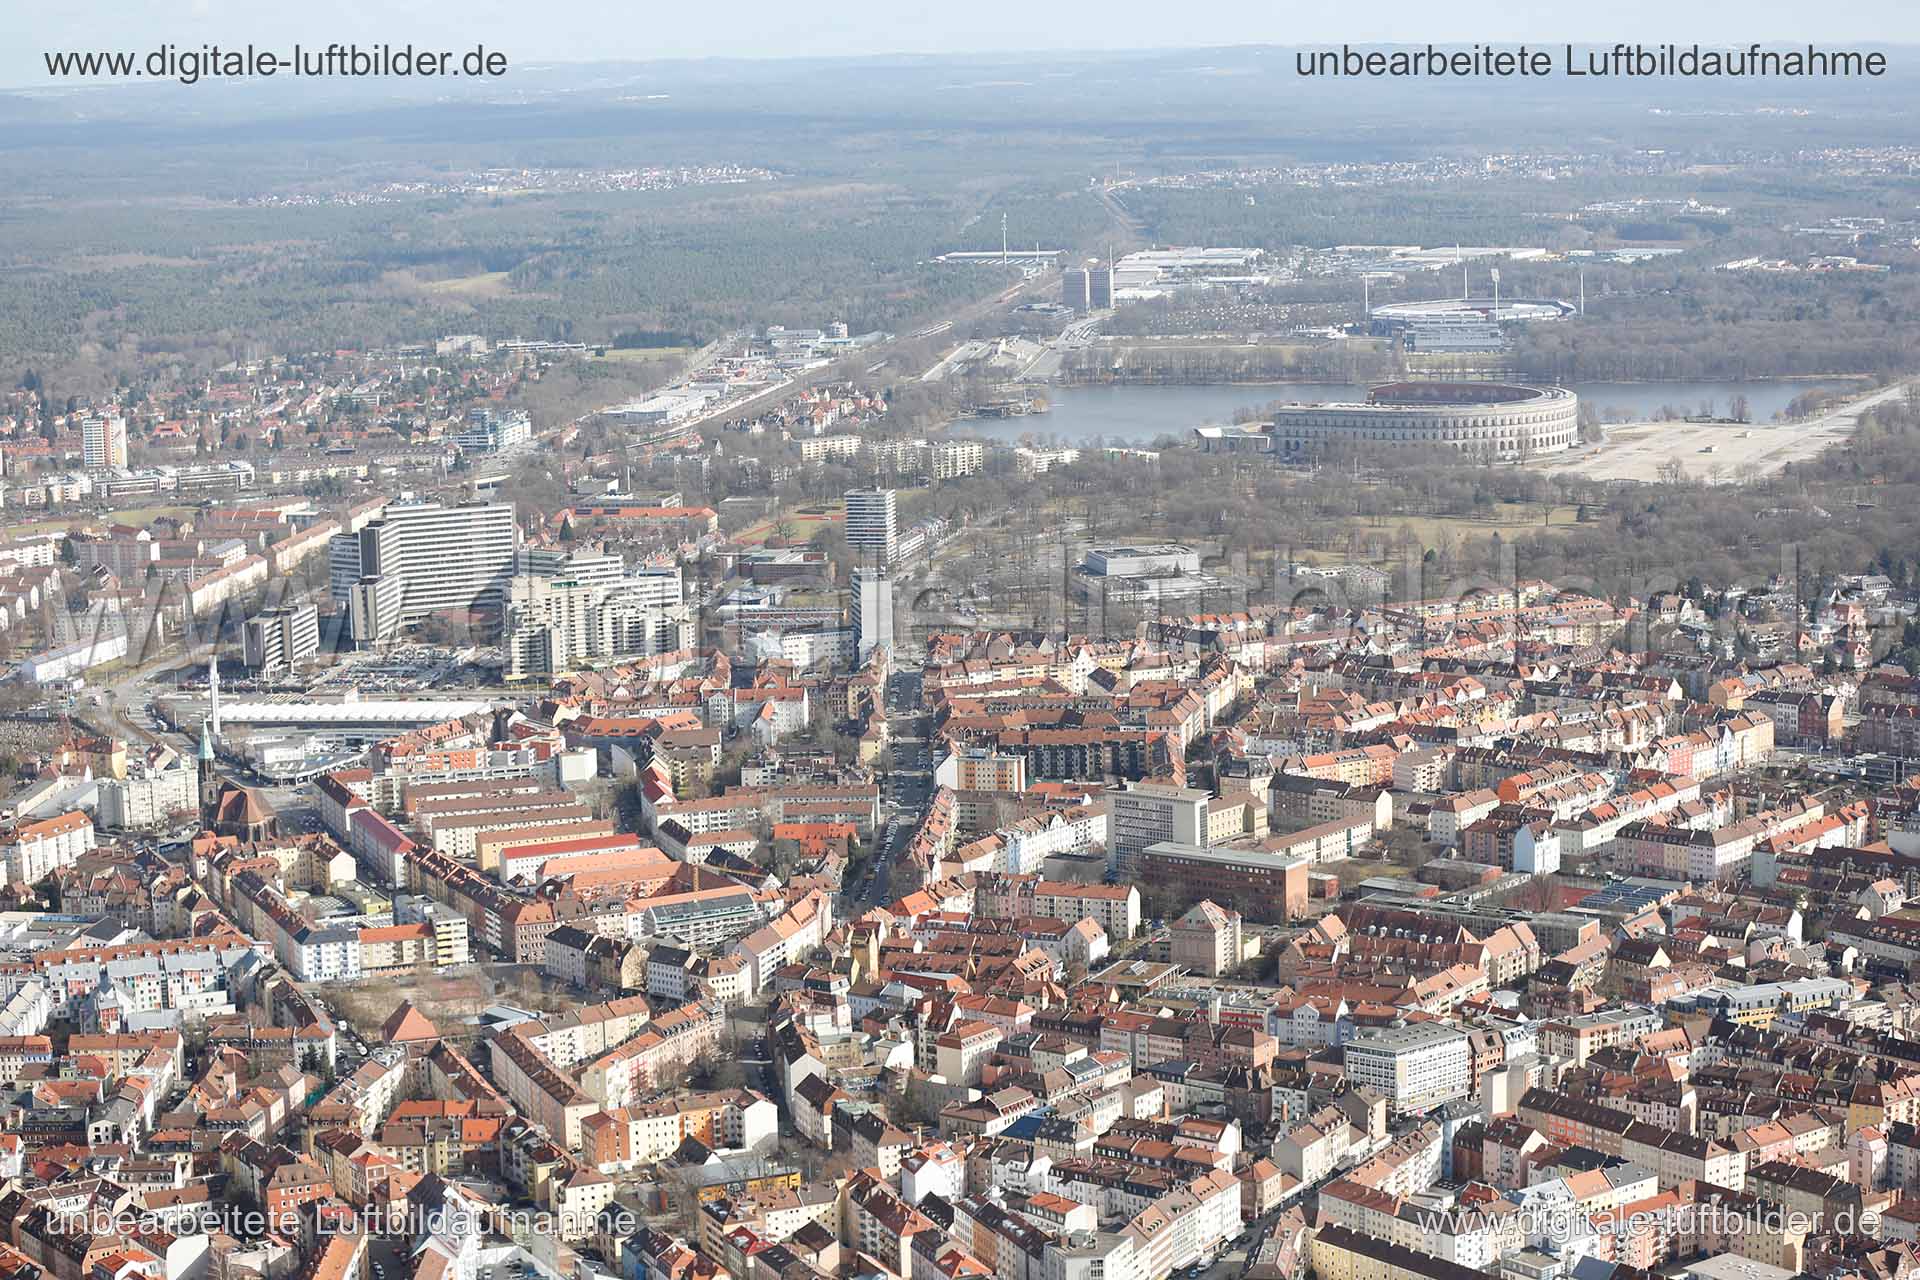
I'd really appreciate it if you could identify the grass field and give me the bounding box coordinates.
[4,505,197,538]
[1361,502,1582,543]
[421,270,514,297]
[734,504,844,546]
[1276,502,1582,567]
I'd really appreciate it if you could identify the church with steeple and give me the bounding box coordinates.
[198,716,218,827]
[196,653,278,844]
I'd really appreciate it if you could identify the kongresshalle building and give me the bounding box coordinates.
[1265,381,1580,459]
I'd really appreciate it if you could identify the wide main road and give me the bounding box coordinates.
[848,666,933,910]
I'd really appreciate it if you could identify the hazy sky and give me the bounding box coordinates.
[9,0,1919,86]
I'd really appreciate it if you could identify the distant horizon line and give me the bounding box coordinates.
[5,36,1919,93]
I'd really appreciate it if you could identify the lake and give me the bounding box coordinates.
[953,379,1856,446]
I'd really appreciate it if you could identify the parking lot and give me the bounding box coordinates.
[303,644,499,694]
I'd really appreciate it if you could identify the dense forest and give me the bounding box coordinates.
[1508,267,1920,381]
[0,186,1058,387]
[4,49,1918,391]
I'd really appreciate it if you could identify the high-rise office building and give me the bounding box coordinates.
[515,546,628,587]
[845,488,898,563]
[348,574,405,645]
[1108,781,1211,876]
[242,602,321,672]
[1062,269,1091,310]
[502,573,695,679]
[852,565,894,662]
[328,533,364,604]
[81,415,128,469]
[1088,267,1114,309]
[340,500,520,629]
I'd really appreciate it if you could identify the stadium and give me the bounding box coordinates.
[1268,381,1581,458]
[1369,295,1575,325]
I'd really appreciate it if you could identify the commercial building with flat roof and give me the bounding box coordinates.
[1110,783,1211,875]
[845,489,898,564]
[1343,1022,1473,1116]
[1136,842,1309,923]
[1083,545,1202,578]
[332,500,520,633]
[243,603,320,673]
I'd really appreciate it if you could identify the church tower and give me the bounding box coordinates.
[198,715,217,828]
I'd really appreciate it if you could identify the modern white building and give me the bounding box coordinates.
[1083,545,1202,578]
[19,631,130,685]
[1343,1021,1473,1116]
[348,574,405,645]
[745,626,855,670]
[97,766,200,831]
[328,533,365,603]
[1076,544,1224,609]
[852,565,894,662]
[920,440,985,480]
[515,547,630,588]
[451,409,533,455]
[503,573,696,679]
[604,391,714,427]
[1109,781,1211,875]
[242,602,321,672]
[81,415,128,470]
[844,488,898,563]
[334,500,519,634]
[291,925,364,984]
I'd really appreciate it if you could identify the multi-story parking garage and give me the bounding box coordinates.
[1268,381,1580,459]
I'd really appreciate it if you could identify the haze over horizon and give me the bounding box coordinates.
[7,0,1920,88]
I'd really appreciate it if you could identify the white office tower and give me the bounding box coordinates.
[451,408,532,455]
[348,575,405,645]
[515,546,627,587]
[844,488,899,563]
[1343,1022,1473,1116]
[81,415,128,469]
[242,602,321,672]
[354,500,519,627]
[328,533,363,604]
[503,573,696,679]
[853,566,894,662]
[1108,781,1211,876]
[623,562,684,608]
